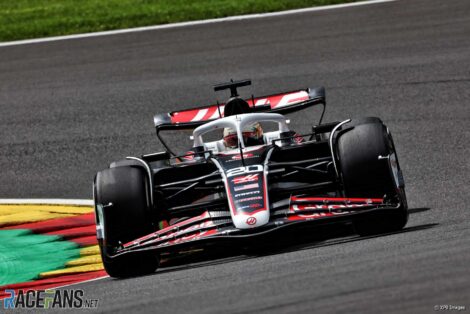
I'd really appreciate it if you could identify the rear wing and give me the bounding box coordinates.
[153,87,326,130]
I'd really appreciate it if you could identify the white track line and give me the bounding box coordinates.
[0,0,395,48]
[0,199,93,205]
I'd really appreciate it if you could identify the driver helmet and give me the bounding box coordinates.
[223,122,264,148]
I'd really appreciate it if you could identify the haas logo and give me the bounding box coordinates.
[246,217,257,225]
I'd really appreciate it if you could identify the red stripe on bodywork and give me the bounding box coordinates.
[123,211,211,248]
[292,204,368,211]
[139,221,216,248]
[171,109,201,123]
[156,228,219,247]
[170,90,309,124]
[202,107,218,120]
[291,197,384,204]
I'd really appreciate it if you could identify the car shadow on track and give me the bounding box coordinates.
[408,207,431,214]
[146,208,436,276]
[264,222,439,257]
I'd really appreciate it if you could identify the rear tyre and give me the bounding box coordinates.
[336,118,408,236]
[94,166,158,278]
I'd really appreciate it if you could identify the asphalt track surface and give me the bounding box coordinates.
[0,0,469,313]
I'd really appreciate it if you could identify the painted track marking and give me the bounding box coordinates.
[0,0,396,47]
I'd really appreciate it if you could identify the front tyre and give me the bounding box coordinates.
[336,118,408,236]
[94,166,158,278]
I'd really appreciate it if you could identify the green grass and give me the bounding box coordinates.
[0,0,360,42]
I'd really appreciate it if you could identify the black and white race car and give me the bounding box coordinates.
[94,79,408,278]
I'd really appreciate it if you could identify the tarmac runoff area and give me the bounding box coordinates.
[0,0,469,312]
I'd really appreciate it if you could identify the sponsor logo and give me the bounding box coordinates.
[295,212,350,219]
[237,203,263,210]
[292,204,366,211]
[237,205,251,210]
[237,196,263,203]
[246,217,257,225]
[234,191,260,198]
[231,153,255,160]
[2,289,99,309]
[234,183,259,191]
[232,174,259,184]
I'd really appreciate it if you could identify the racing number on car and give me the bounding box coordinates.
[226,165,263,177]
[227,165,266,214]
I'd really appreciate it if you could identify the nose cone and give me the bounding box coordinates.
[224,168,270,229]
[231,210,270,229]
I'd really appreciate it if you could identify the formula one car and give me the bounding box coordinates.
[94,79,408,278]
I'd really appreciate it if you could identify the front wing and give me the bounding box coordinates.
[108,197,399,259]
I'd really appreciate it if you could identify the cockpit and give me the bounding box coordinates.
[192,113,291,154]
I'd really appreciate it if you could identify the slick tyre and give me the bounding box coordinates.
[336,118,408,236]
[94,166,158,278]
